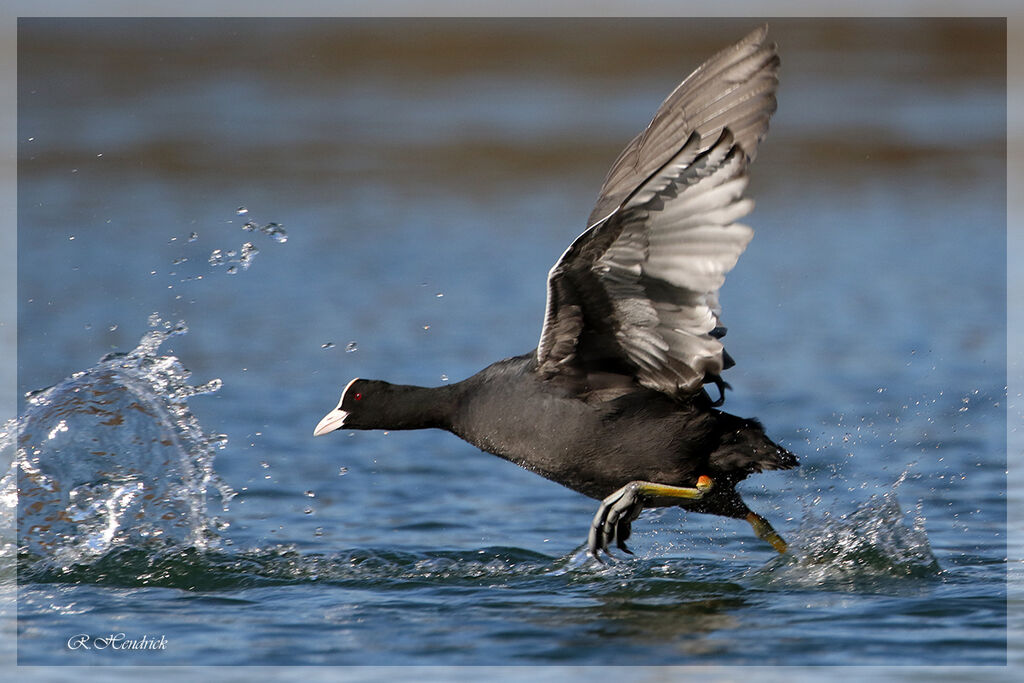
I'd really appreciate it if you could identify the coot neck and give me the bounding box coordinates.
[376,382,463,431]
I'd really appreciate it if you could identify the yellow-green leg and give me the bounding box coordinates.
[745,511,788,554]
[587,475,714,559]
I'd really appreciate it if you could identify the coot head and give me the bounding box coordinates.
[314,377,450,434]
[313,377,374,434]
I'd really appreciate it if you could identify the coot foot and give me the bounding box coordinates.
[587,476,714,560]
[745,510,788,554]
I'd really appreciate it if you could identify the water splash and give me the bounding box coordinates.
[749,491,940,591]
[2,315,234,569]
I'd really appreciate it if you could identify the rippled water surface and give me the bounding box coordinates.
[11,18,1009,674]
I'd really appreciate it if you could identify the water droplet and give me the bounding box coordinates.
[314,527,324,536]
[345,341,358,353]
[226,250,237,258]
[69,235,75,241]
[303,507,314,515]
[338,467,348,476]
[241,220,258,232]
[84,323,92,330]
[172,257,188,265]
[423,325,430,331]
[304,490,316,498]
[260,222,288,243]
[188,232,199,242]
[209,249,226,266]
[440,374,449,382]
[321,342,336,350]
[236,207,249,215]
[260,461,270,469]
[226,265,238,275]
[435,292,444,298]
[239,242,259,270]
[195,378,223,394]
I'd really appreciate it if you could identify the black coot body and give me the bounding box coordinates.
[315,27,797,559]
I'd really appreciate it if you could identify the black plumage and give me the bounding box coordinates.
[315,27,797,559]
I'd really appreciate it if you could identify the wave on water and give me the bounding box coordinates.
[2,315,234,574]
[16,543,562,591]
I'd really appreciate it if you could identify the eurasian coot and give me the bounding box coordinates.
[315,26,797,560]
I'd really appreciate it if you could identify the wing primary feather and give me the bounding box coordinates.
[536,28,778,399]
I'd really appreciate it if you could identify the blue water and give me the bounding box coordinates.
[9,18,1011,675]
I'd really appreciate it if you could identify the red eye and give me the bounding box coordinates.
[354,393,362,401]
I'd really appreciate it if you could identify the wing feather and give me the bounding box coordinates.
[536,29,778,398]
[587,26,778,227]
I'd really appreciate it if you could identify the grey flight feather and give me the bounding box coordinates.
[536,28,779,398]
[587,25,779,228]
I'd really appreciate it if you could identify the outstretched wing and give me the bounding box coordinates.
[536,29,778,397]
[588,25,779,228]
